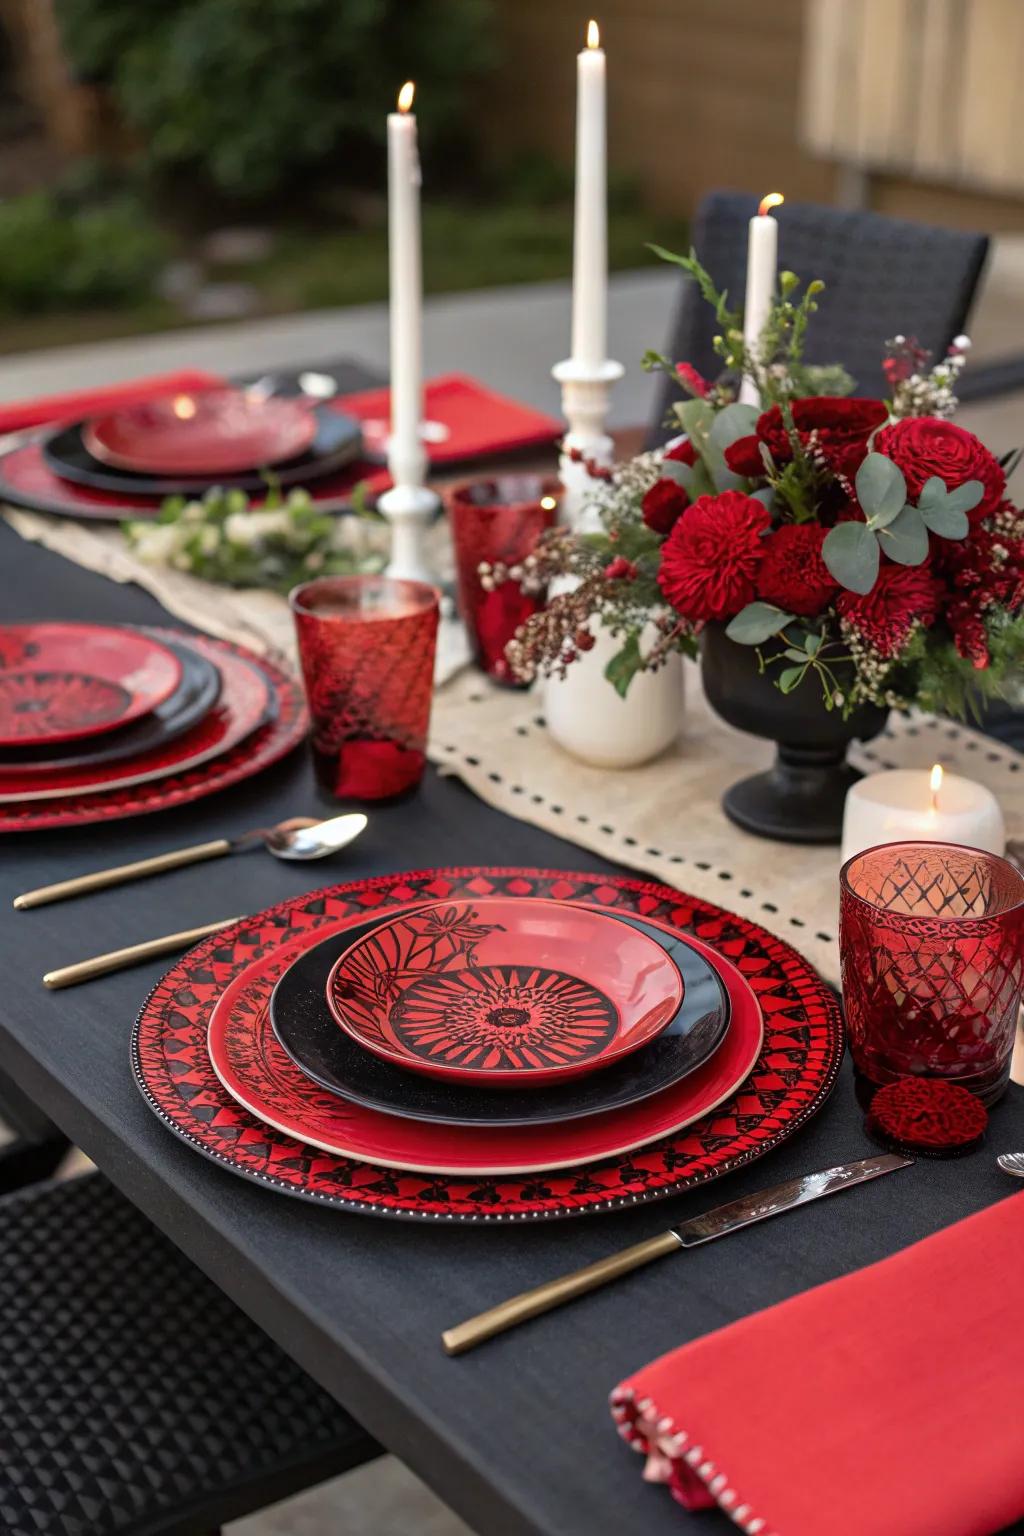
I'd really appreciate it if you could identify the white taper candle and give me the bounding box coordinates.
[739,192,783,408]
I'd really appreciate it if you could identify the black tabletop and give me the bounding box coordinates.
[2,517,1023,1536]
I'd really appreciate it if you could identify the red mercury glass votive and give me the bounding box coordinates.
[840,840,1024,1105]
[447,475,561,686]
[290,575,439,802]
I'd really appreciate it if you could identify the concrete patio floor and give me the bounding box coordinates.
[5,242,1023,1535]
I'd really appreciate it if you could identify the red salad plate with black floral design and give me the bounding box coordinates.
[0,632,306,832]
[132,869,845,1222]
[0,622,182,747]
[210,912,760,1174]
[84,388,317,476]
[326,898,685,1086]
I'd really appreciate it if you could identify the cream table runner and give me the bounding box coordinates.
[7,506,1023,987]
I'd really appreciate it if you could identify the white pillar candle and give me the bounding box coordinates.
[386,81,426,491]
[739,192,783,408]
[840,765,1006,865]
[570,20,607,371]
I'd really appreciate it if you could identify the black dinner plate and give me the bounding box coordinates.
[42,406,363,497]
[269,908,731,1127]
[0,630,221,773]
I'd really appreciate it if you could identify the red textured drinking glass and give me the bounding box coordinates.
[290,576,439,801]
[447,475,560,686]
[840,840,1024,1104]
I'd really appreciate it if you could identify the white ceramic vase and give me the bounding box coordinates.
[543,619,685,769]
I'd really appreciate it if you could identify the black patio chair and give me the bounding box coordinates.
[646,191,990,446]
[0,1172,382,1535]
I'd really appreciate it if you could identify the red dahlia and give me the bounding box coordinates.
[874,418,1005,522]
[837,562,941,657]
[756,523,838,617]
[724,397,888,481]
[658,491,770,623]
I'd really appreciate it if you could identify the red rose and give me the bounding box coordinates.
[664,437,698,464]
[642,479,689,535]
[724,397,888,481]
[874,418,1004,522]
[604,555,637,580]
[837,562,941,657]
[675,362,711,398]
[756,523,838,617]
[658,491,770,623]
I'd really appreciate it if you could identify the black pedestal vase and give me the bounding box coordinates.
[700,623,889,844]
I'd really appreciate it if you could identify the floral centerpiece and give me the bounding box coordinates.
[498,252,1024,841]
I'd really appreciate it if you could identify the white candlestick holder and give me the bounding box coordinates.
[552,356,623,529]
[377,480,441,586]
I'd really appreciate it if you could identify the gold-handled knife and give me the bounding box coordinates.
[442,1153,913,1356]
[42,916,245,990]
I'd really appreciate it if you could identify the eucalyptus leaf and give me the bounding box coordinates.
[822,521,880,594]
[941,479,984,516]
[725,601,796,645]
[750,486,776,512]
[604,631,645,699]
[805,632,823,656]
[709,402,759,452]
[778,665,805,693]
[919,501,969,540]
[855,453,907,524]
[783,648,809,661]
[878,504,929,565]
[660,456,694,489]
[917,476,948,509]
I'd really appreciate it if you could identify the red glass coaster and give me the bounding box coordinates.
[865,1077,988,1159]
[0,622,182,747]
[326,898,683,1085]
[131,867,845,1224]
[84,388,317,476]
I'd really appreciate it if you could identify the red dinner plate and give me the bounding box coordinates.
[209,910,762,1175]
[0,622,181,747]
[84,388,317,476]
[132,867,845,1222]
[326,898,684,1086]
[0,633,271,802]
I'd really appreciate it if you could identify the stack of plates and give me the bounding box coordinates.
[0,387,365,521]
[0,621,307,831]
[132,871,846,1224]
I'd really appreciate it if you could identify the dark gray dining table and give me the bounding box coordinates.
[2,504,1023,1536]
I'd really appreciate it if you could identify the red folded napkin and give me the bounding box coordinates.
[612,1192,1024,1536]
[0,369,223,436]
[334,373,562,464]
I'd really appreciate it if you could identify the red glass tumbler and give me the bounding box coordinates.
[290,576,439,801]
[840,840,1024,1104]
[447,475,560,686]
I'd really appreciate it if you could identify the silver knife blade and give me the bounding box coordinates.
[672,1153,913,1248]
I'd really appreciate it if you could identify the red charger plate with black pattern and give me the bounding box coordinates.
[132,868,845,1223]
[326,898,685,1086]
[0,632,306,832]
[84,389,317,477]
[0,622,182,747]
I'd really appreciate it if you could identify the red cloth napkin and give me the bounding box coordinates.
[334,372,562,464]
[611,1192,1024,1536]
[0,370,223,435]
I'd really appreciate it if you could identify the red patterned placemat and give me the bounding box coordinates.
[132,869,844,1222]
[0,633,307,831]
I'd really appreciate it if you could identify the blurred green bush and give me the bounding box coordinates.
[56,0,496,202]
[0,191,167,311]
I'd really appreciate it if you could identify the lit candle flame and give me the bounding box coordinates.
[930,763,943,811]
[172,395,197,420]
[758,191,785,217]
[586,18,600,48]
[397,80,415,114]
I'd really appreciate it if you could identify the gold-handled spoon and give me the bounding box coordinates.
[15,812,367,910]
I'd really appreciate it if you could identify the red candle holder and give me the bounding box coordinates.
[290,575,439,802]
[840,840,1024,1105]
[447,475,560,686]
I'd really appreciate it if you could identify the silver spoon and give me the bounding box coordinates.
[997,1152,1024,1178]
[14,812,368,910]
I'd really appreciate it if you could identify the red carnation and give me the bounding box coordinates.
[642,479,689,535]
[658,491,770,623]
[756,523,838,617]
[724,397,888,481]
[664,437,698,464]
[837,562,941,657]
[675,362,711,398]
[874,418,1004,522]
[604,555,637,580]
